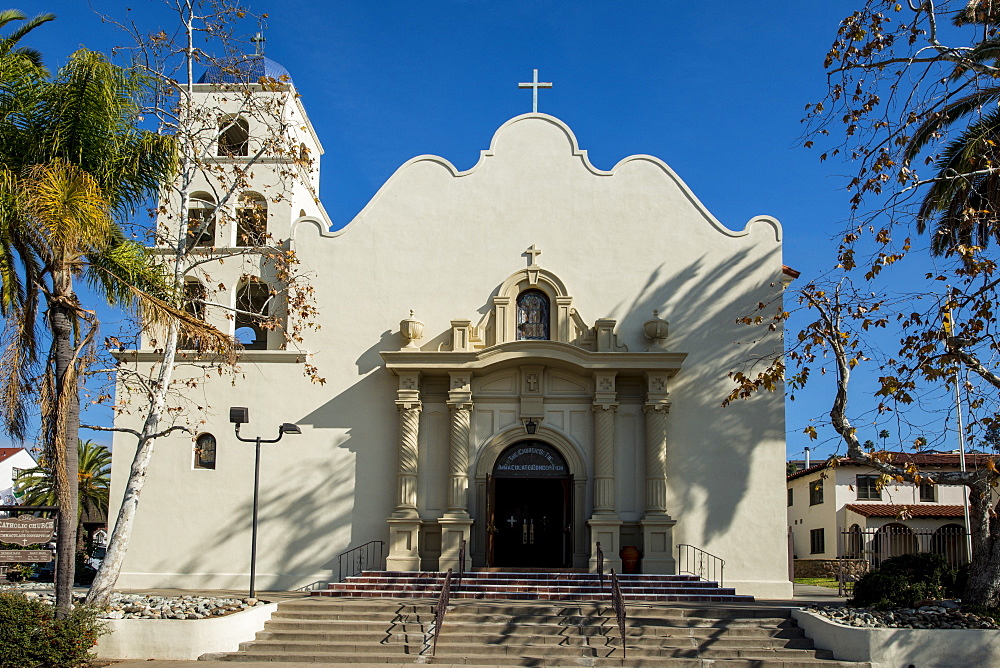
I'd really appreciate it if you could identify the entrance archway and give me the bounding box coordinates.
[488,441,572,568]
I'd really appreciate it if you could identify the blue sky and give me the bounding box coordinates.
[12,1,870,457]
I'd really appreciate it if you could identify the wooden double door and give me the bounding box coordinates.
[487,441,572,568]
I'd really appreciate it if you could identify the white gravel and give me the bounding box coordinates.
[0,585,267,619]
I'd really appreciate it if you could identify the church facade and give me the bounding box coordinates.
[108,60,794,598]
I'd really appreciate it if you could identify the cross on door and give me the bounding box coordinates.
[507,515,517,528]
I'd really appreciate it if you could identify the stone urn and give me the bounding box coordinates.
[643,310,669,350]
[400,310,424,349]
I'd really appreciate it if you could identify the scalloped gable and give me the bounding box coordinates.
[311,113,781,244]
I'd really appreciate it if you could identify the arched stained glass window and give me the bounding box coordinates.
[194,433,216,470]
[517,289,550,340]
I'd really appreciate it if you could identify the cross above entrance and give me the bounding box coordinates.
[518,69,552,113]
[524,244,542,267]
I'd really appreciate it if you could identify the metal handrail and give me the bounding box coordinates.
[676,543,725,587]
[428,568,453,656]
[610,568,627,659]
[457,538,466,587]
[596,541,605,589]
[336,540,385,582]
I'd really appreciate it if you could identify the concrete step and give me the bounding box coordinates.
[201,596,870,667]
[217,643,841,662]
[257,620,806,639]
[204,655,867,666]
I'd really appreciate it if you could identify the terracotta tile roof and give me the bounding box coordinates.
[0,447,26,463]
[786,452,997,481]
[844,503,966,518]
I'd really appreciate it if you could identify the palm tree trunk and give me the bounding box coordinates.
[49,286,79,618]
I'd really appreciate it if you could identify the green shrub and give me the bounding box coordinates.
[0,592,106,668]
[849,552,959,609]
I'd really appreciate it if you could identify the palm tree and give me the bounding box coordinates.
[901,9,1000,259]
[0,9,55,70]
[0,49,237,615]
[14,439,111,551]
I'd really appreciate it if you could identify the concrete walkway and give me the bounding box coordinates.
[94,585,847,667]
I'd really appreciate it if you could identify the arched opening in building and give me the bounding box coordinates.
[488,440,571,568]
[235,278,272,350]
[236,192,267,246]
[179,280,207,350]
[873,523,918,566]
[931,523,968,566]
[186,192,216,248]
[218,116,249,156]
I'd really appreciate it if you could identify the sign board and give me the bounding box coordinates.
[0,549,52,563]
[0,515,56,546]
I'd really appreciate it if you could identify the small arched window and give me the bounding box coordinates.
[218,117,249,156]
[516,289,550,340]
[235,278,272,350]
[186,192,216,248]
[194,433,217,469]
[236,193,267,246]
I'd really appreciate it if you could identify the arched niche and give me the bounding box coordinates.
[471,424,588,568]
[493,267,575,344]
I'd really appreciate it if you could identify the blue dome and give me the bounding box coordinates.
[198,56,292,85]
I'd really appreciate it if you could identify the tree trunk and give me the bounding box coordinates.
[49,284,80,618]
[86,319,180,609]
[963,482,1000,607]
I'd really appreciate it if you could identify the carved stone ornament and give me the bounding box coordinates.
[643,310,669,350]
[400,310,424,349]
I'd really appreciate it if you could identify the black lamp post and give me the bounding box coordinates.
[230,406,301,597]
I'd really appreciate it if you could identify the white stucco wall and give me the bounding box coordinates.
[110,111,791,598]
[0,449,36,505]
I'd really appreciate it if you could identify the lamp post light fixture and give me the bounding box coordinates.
[230,406,301,597]
[523,417,539,435]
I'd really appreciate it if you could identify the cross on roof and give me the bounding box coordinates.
[251,32,265,56]
[524,244,542,267]
[518,69,552,113]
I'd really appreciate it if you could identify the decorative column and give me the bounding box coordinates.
[640,371,677,574]
[440,372,474,571]
[588,371,622,573]
[387,370,423,571]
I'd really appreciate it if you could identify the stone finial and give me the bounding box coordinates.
[643,310,669,351]
[400,310,424,349]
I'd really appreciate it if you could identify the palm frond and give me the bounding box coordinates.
[903,86,1000,163]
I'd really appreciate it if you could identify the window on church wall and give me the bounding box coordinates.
[217,117,249,156]
[194,433,216,469]
[236,194,267,247]
[919,481,936,502]
[235,279,272,350]
[186,192,216,248]
[516,289,550,340]
[179,280,208,350]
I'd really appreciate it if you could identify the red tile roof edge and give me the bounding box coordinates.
[844,503,965,518]
[786,452,996,481]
